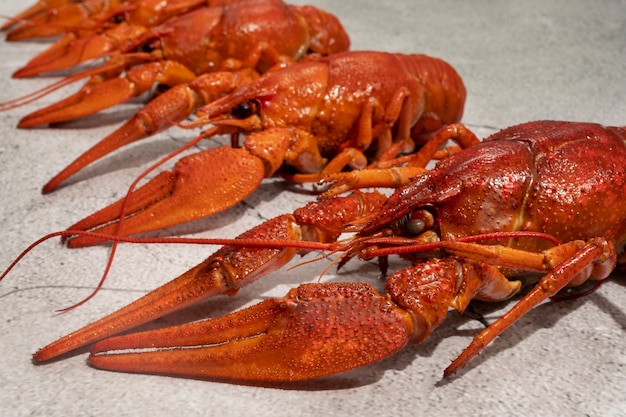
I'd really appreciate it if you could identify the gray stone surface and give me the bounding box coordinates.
[0,1,624,416]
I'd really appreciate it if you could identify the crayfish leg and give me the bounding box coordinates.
[444,237,616,377]
[386,258,521,345]
[321,123,481,198]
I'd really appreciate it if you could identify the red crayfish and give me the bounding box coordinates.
[3,0,350,127]
[4,120,622,382]
[4,0,246,73]
[2,0,255,42]
[46,51,468,247]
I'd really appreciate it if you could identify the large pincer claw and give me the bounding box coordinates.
[42,69,259,193]
[4,0,91,40]
[1,0,68,32]
[65,145,266,247]
[12,23,147,78]
[17,60,198,128]
[63,122,323,247]
[33,191,388,366]
[34,211,306,362]
[88,282,414,382]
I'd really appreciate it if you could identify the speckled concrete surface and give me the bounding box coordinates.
[0,1,625,416]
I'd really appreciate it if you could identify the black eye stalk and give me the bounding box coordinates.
[110,14,125,24]
[139,42,156,53]
[392,208,435,236]
[232,99,260,119]
[406,209,435,235]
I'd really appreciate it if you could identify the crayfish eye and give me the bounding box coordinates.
[231,99,260,119]
[402,209,435,235]
[139,40,159,53]
[110,14,125,24]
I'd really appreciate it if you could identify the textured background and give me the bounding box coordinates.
[0,1,625,416]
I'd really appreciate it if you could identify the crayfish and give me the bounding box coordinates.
[6,120,622,382]
[46,51,468,247]
[2,0,350,128]
[2,0,238,41]
[4,0,246,71]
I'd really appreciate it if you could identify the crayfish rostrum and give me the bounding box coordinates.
[9,120,623,383]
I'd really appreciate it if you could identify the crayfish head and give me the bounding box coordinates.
[122,7,224,72]
[207,98,265,132]
[360,169,445,237]
[119,27,164,61]
[197,60,329,131]
[124,0,183,27]
[362,205,439,241]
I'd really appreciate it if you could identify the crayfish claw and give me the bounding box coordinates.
[89,282,414,382]
[18,77,145,128]
[42,69,259,193]
[5,0,91,41]
[66,146,266,247]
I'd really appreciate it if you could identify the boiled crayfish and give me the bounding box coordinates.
[10,120,623,382]
[2,0,246,42]
[51,51,469,247]
[6,0,250,77]
[4,0,349,128]
[2,0,133,40]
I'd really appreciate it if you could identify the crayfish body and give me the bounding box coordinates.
[60,51,468,247]
[27,120,626,382]
[11,0,350,128]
